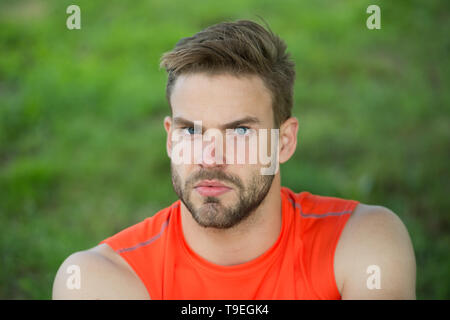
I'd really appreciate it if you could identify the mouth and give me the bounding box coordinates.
[194,180,232,197]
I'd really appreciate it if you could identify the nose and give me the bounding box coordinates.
[194,129,226,168]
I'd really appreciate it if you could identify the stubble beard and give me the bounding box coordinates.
[171,164,274,229]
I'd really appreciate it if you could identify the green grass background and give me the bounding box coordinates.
[0,0,449,299]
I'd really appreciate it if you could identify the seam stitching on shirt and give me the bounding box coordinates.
[288,198,352,218]
[116,216,171,254]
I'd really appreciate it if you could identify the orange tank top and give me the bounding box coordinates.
[99,187,359,299]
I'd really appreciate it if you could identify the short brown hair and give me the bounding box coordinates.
[159,19,296,127]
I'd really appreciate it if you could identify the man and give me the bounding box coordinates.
[52,20,416,299]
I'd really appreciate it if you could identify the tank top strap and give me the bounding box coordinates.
[285,188,359,299]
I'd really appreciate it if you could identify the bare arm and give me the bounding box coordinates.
[52,244,150,300]
[334,204,416,299]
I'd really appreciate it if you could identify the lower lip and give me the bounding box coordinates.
[195,186,231,197]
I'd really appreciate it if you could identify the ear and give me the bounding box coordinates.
[278,117,299,164]
[163,116,172,158]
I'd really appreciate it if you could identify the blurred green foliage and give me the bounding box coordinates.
[0,0,449,299]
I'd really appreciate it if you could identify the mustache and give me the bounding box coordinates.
[186,169,244,190]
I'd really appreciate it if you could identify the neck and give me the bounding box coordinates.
[179,174,282,266]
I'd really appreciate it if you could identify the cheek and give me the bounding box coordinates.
[172,162,188,185]
[225,165,255,188]
[225,134,259,165]
[225,130,278,167]
[170,137,196,165]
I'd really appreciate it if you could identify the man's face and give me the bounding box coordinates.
[166,72,277,229]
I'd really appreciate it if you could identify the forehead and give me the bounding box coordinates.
[170,72,273,126]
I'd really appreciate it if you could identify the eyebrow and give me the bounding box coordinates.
[172,116,261,130]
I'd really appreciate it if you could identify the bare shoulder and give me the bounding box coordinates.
[334,203,416,299]
[52,244,150,300]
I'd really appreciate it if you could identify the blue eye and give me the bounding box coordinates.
[234,126,249,135]
[182,127,196,135]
